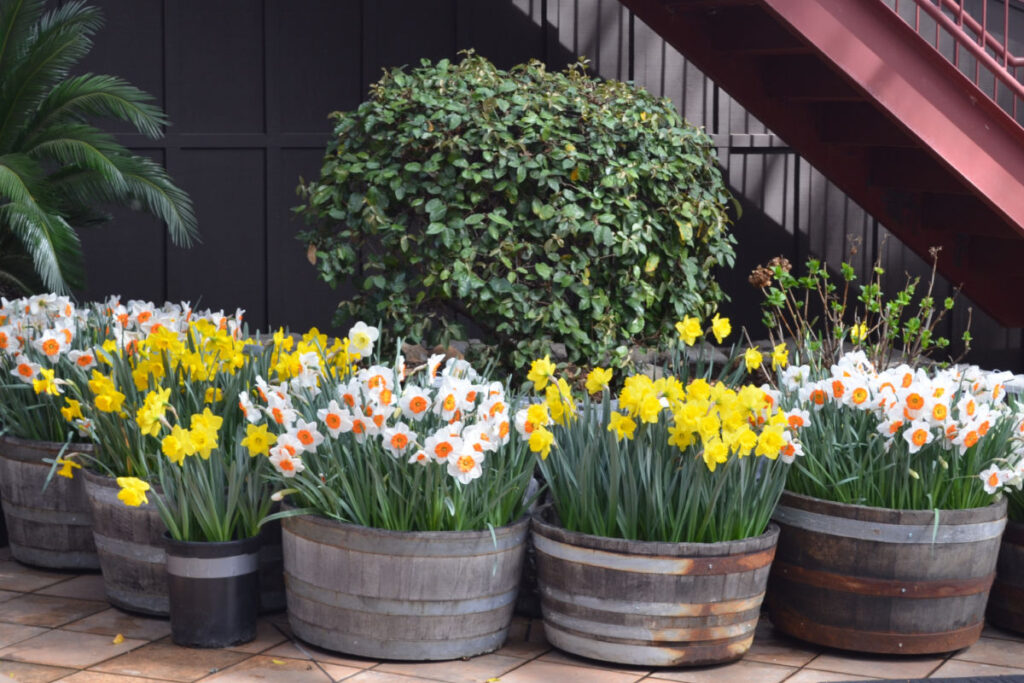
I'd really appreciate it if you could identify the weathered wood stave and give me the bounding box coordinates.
[987,520,1024,634]
[0,435,99,569]
[768,491,1005,654]
[532,514,779,667]
[282,513,528,660]
[82,469,169,616]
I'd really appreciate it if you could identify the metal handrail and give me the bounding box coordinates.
[890,0,1024,121]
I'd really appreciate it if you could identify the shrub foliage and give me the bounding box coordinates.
[296,53,736,369]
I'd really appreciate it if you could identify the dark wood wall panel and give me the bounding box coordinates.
[77,149,168,305]
[167,2,265,134]
[270,149,344,334]
[362,0,456,87]
[166,150,266,324]
[270,0,363,133]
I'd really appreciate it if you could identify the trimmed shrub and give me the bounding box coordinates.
[295,53,737,370]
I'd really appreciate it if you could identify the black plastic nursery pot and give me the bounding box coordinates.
[164,533,260,648]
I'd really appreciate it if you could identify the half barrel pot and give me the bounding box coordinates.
[532,513,780,667]
[165,534,260,648]
[0,435,99,569]
[768,492,1006,654]
[987,519,1024,634]
[82,469,169,616]
[282,513,529,660]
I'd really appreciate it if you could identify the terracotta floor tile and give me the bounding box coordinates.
[89,641,250,682]
[784,670,881,682]
[263,640,377,669]
[320,662,366,681]
[929,657,1024,678]
[954,634,1024,668]
[0,594,107,628]
[647,659,796,683]
[0,659,75,683]
[59,672,180,682]
[495,618,550,659]
[746,619,821,668]
[199,655,334,681]
[805,651,943,679]
[495,658,645,683]
[340,672,456,682]
[0,629,145,668]
[375,653,525,683]
[0,589,20,603]
[0,562,69,593]
[538,650,651,676]
[36,574,107,602]
[63,607,171,641]
[225,618,288,654]
[0,623,48,649]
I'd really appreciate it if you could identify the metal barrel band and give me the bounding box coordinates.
[165,552,259,579]
[538,583,765,618]
[768,600,984,654]
[542,605,759,642]
[0,499,92,526]
[771,561,996,598]
[772,505,1006,544]
[285,516,527,557]
[286,573,518,616]
[92,531,166,564]
[533,533,775,576]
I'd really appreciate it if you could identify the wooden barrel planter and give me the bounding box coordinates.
[532,513,779,667]
[767,492,1006,654]
[0,435,99,569]
[282,513,529,660]
[82,469,169,616]
[987,520,1024,634]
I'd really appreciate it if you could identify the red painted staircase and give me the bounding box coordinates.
[620,0,1024,326]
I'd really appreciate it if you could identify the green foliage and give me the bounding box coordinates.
[296,52,736,371]
[756,247,968,370]
[0,0,197,294]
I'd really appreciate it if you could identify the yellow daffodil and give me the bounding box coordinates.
[56,457,81,479]
[771,343,788,371]
[528,427,555,460]
[32,368,61,396]
[60,398,83,423]
[710,313,731,344]
[585,367,612,394]
[527,356,557,391]
[116,477,150,507]
[702,440,729,472]
[850,322,868,344]
[675,316,702,346]
[241,423,277,457]
[744,347,763,373]
[608,411,637,440]
[161,425,194,466]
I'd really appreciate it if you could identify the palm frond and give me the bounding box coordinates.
[106,153,199,247]
[0,152,43,204]
[28,124,127,191]
[0,0,44,73]
[0,1,102,148]
[20,73,167,145]
[47,152,199,247]
[0,201,83,292]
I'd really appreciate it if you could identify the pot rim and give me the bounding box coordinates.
[279,503,531,541]
[531,507,779,557]
[163,530,260,554]
[0,433,94,453]
[778,490,1007,525]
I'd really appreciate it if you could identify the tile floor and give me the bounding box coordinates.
[1,546,1023,682]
